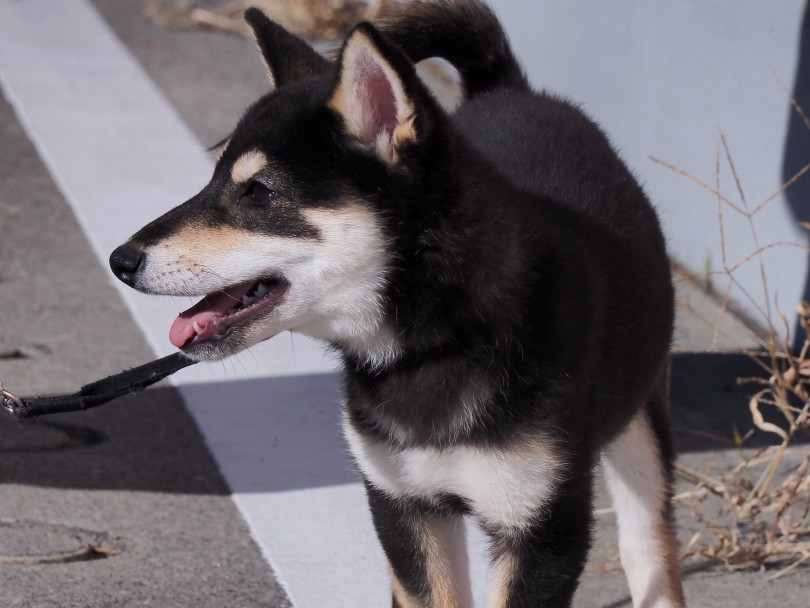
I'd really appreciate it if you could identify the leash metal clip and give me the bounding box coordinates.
[0,380,24,416]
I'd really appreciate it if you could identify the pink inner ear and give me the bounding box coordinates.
[355,51,399,146]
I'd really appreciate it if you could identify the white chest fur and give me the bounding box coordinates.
[344,419,563,531]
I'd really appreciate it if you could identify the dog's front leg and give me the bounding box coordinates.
[365,485,464,608]
[484,466,594,608]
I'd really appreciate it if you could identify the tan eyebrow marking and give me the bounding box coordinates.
[231,149,269,184]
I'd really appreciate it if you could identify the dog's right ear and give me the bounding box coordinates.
[244,8,330,91]
[328,23,433,167]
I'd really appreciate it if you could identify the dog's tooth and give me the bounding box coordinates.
[255,284,269,298]
[193,321,204,334]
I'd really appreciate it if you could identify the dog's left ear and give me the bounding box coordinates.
[245,8,330,91]
[328,23,429,166]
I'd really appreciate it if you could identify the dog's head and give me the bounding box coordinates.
[109,10,444,364]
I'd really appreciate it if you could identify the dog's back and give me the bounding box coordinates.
[380,0,674,444]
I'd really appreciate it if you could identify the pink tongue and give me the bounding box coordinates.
[169,282,253,348]
[169,310,220,348]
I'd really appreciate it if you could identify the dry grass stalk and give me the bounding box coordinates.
[653,109,810,578]
[145,0,397,40]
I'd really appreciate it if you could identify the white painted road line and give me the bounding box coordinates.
[0,1,492,605]
[0,1,377,605]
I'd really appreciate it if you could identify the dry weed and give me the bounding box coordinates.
[144,0,397,40]
[652,78,810,578]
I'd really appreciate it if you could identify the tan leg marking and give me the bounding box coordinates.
[602,410,685,608]
[487,549,518,608]
[385,514,462,608]
[390,568,420,608]
[417,514,462,608]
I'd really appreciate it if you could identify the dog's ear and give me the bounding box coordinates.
[245,8,330,91]
[328,23,429,166]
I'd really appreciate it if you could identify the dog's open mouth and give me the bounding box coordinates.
[169,278,287,349]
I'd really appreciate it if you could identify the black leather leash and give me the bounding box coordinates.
[1,352,197,421]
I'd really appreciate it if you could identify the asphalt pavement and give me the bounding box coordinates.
[0,1,807,607]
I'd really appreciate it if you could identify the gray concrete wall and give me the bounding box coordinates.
[488,0,810,337]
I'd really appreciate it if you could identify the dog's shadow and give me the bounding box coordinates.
[0,372,355,494]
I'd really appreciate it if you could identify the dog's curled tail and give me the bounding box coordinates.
[377,0,528,97]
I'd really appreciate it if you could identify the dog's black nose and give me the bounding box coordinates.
[109,244,143,287]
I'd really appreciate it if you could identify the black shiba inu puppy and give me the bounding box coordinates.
[109,1,685,606]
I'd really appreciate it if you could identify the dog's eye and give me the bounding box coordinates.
[238,181,277,206]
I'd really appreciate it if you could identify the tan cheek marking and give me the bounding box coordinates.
[171,225,242,254]
[155,225,252,274]
[145,203,329,274]
[301,203,380,236]
[231,148,268,184]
